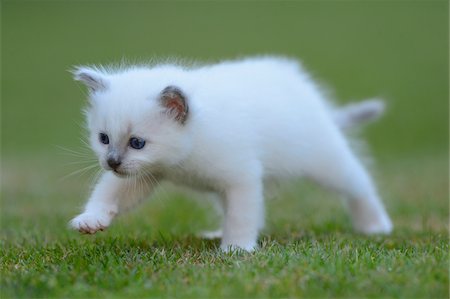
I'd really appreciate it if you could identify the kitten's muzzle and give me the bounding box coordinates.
[107,157,122,170]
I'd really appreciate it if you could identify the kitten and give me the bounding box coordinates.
[69,57,392,251]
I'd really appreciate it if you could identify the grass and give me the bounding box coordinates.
[1,1,449,298]
[1,154,448,298]
[1,235,447,298]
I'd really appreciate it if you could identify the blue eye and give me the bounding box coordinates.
[99,133,109,144]
[129,137,145,149]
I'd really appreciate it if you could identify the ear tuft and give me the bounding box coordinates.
[160,86,189,124]
[72,66,108,92]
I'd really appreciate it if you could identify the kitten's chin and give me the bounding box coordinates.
[109,168,143,178]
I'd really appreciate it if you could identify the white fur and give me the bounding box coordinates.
[70,57,392,251]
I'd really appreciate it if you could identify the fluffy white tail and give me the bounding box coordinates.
[334,99,385,129]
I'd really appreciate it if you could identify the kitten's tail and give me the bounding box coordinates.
[333,99,385,129]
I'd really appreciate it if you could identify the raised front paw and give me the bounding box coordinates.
[69,212,114,234]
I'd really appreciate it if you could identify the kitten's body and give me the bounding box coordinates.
[70,57,392,251]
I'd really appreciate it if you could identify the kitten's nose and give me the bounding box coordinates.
[107,157,121,170]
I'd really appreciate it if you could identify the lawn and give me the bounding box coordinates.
[1,1,448,298]
[1,153,449,298]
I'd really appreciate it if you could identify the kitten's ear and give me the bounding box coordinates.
[159,86,189,124]
[72,66,108,92]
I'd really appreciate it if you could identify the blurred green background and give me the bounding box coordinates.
[2,1,448,158]
[1,1,448,297]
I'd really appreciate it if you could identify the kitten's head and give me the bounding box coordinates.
[73,66,192,177]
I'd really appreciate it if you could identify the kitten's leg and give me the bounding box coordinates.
[221,179,264,252]
[306,137,392,234]
[70,172,154,234]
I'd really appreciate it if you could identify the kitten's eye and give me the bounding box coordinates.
[99,133,109,145]
[129,137,145,149]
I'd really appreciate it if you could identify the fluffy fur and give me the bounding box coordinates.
[70,56,392,251]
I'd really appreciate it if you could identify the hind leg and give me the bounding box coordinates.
[304,134,392,234]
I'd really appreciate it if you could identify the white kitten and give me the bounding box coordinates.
[69,57,392,251]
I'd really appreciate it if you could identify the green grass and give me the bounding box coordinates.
[1,235,447,298]
[1,1,448,298]
[1,154,448,298]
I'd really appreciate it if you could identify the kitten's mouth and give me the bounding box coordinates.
[102,162,140,178]
[111,168,141,178]
[112,169,128,177]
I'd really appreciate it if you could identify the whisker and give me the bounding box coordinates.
[79,138,92,150]
[63,159,98,166]
[56,146,91,157]
[59,163,99,182]
[57,144,96,164]
[143,168,170,205]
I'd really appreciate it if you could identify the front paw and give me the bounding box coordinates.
[69,212,113,234]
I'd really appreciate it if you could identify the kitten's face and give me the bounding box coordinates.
[75,67,192,177]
